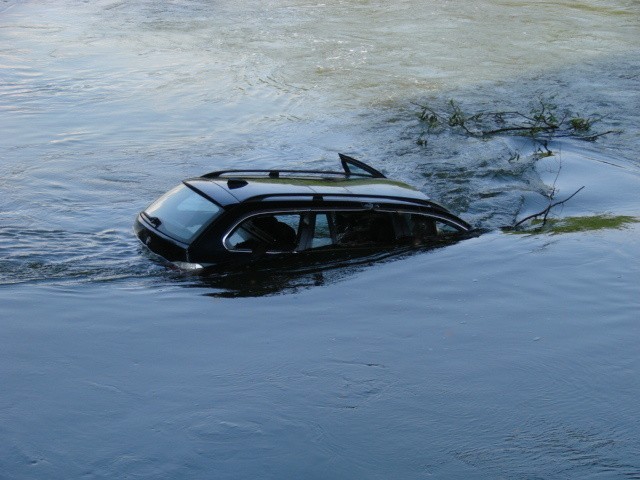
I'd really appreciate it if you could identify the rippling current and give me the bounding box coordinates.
[1,1,639,478]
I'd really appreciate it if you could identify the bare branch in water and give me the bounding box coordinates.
[414,96,620,147]
[512,186,585,228]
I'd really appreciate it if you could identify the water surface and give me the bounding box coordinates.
[1,0,639,478]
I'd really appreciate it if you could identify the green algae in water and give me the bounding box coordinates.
[509,215,638,235]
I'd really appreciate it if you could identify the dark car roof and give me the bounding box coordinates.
[185,176,433,208]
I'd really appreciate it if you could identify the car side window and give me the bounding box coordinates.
[226,214,300,252]
[405,213,437,239]
[225,211,463,253]
[335,211,396,245]
[402,213,460,244]
[307,211,397,250]
[306,211,461,251]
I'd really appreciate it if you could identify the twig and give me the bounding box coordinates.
[513,186,585,228]
[481,125,557,136]
[574,130,621,141]
[414,97,618,144]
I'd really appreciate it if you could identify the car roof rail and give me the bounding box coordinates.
[240,192,450,212]
[201,154,387,180]
[201,169,372,179]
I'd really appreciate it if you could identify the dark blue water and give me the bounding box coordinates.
[1,1,639,478]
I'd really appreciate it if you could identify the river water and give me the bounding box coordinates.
[1,1,639,478]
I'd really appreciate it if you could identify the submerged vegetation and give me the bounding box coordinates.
[504,215,638,235]
[415,96,620,148]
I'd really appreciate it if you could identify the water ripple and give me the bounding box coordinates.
[454,421,640,478]
[0,227,158,286]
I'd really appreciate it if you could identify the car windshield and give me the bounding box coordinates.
[144,184,221,243]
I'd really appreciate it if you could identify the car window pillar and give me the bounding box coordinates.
[296,212,316,251]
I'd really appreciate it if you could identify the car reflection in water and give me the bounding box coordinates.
[160,230,478,298]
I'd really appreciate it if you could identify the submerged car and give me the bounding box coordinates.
[134,154,471,270]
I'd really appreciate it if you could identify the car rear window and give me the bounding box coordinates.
[144,184,222,243]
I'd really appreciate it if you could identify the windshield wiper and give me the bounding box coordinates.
[142,212,162,227]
